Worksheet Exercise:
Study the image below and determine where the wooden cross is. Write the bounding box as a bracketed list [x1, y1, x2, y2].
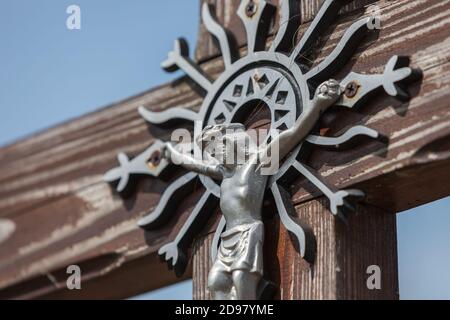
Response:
[0, 0, 449, 299]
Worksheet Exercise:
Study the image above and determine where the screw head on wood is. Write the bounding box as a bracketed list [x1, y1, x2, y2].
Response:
[149, 150, 161, 167]
[245, 0, 258, 17]
[344, 81, 359, 98]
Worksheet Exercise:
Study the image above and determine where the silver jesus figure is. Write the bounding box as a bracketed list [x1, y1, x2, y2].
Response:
[162, 79, 342, 300]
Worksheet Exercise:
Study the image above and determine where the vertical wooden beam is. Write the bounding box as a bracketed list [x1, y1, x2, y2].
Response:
[192, 198, 398, 300]
[192, 233, 214, 300]
[272, 198, 398, 299]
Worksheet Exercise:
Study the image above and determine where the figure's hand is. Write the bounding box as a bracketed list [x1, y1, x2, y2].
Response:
[313, 79, 343, 112]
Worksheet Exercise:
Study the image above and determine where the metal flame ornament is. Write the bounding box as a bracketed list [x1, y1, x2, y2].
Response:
[104, 0, 419, 300]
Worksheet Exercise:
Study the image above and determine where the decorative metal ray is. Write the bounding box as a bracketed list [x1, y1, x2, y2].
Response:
[104, 0, 420, 283]
[104, 140, 169, 192]
[337, 55, 419, 107]
[305, 16, 374, 84]
[271, 182, 312, 259]
[237, 0, 275, 53]
[202, 3, 238, 69]
[291, 160, 365, 216]
[158, 190, 219, 276]
[290, 0, 343, 61]
[137, 172, 199, 229]
[138, 105, 199, 124]
[269, 0, 300, 53]
[161, 38, 213, 92]
[305, 125, 379, 146]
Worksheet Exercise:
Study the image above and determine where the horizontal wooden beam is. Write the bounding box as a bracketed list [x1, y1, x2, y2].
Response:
[0, 0, 449, 299]
[0, 252, 191, 300]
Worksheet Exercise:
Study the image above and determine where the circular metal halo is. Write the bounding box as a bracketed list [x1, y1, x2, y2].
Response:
[196, 53, 309, 196]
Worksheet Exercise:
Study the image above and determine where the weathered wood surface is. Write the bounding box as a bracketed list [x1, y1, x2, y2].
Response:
[193, 199, 398, 300]
[196, 0, 378, 62]
[0, 0, 449, 299]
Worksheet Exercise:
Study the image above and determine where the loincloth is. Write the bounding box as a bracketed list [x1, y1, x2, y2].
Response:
[212, 221, 264, 275]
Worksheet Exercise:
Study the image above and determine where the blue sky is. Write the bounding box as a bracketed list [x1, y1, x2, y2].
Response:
[0, 0, 194, 145]
[0, 1, 448, 300]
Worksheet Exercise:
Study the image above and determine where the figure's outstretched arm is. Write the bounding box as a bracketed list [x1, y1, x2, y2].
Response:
[261, 79, 342, 162]
[165, 142, 223, 180]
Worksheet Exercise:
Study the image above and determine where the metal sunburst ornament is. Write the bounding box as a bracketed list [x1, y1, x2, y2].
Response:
[104, 0, 419, 299]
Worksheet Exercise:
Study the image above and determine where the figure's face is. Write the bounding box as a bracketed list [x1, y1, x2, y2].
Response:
[200, 123, 249, 167]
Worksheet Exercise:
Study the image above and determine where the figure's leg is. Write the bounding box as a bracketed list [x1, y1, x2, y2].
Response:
[208, 269, 233, 300]
[232, 270, 261, 300]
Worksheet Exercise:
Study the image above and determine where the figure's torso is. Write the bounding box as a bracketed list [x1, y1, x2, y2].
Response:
[219, 158, 268, 230]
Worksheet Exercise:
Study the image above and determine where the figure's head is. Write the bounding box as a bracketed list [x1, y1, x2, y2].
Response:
[196, 123, 249, 166]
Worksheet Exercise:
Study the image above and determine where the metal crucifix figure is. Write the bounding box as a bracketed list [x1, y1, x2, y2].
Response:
[162, 79, 343, 299]
[104, 0, 420, 300]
